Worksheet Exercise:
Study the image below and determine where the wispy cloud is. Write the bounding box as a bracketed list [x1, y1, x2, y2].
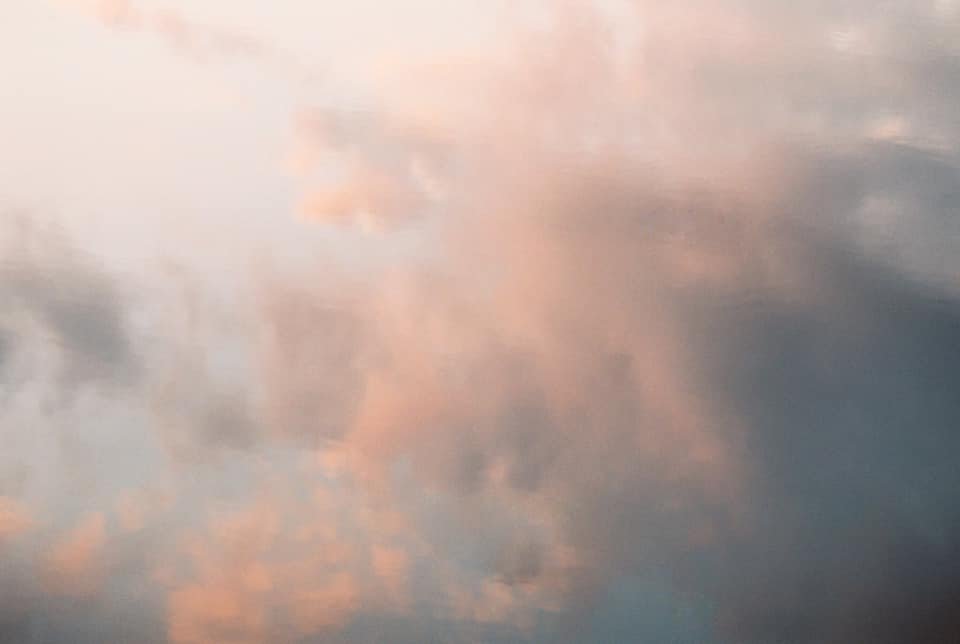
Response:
[55, 0, 316, 79]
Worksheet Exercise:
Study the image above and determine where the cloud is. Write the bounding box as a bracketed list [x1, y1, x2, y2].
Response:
[56, 0, 313, 78]
[0, 498, 32, 542]
[0, 211, 139, 396]
[41, 513, 108, 598]
[292, 107, 451, 232]
[696, 214, 960, 643]
[162, 490, 382, 643]
[247, 2, 960, 641]
[7, 0, 960, 641]
[370, 545, 410, 609]
[254, 280, 363, 444]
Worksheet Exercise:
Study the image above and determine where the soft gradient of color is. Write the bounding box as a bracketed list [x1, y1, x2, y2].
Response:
[2, 1, 960, 642]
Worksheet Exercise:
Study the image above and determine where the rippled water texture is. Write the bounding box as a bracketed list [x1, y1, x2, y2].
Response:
[1, 1, 959, 642]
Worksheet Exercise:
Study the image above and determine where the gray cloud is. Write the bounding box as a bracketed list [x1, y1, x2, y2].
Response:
[0, 211, 139, 395]
[697, 191, 960, 643]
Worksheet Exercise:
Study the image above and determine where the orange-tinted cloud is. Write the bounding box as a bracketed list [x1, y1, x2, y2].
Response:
[243, 3, 960, 640]
[370, 545, 410, 610]
[0, 497, 32, 542]
[164, 496, 362, 643]
[41, 513, 107, 597]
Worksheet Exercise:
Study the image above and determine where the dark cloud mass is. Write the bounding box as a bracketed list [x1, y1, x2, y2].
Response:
[701, 231, 960, 643]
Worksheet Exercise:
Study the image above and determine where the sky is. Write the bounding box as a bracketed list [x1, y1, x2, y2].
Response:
[1, 0, 960, 642]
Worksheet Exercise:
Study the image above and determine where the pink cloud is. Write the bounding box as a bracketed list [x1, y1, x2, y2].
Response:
[0, 497, 32, 542]
[41, 513, 107, 597]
